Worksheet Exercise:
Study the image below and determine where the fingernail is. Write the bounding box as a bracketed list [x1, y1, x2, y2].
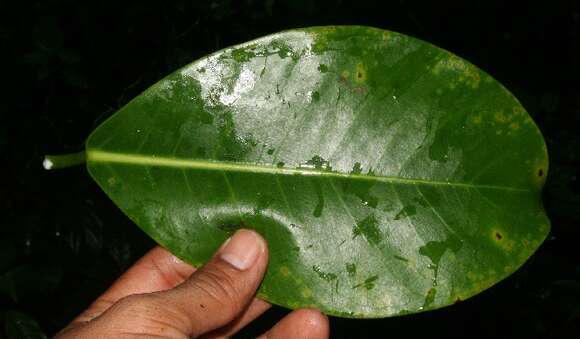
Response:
[220, 230, 263, 270]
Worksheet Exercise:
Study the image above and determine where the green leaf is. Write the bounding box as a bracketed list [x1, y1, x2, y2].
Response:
[85, 26, 549, 318]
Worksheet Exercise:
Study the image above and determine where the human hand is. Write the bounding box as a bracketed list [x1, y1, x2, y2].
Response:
[56, 229, 329, 338]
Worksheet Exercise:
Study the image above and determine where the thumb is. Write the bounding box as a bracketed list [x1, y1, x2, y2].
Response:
[88, 229, 268, 338]
[163, 229, 269, 336]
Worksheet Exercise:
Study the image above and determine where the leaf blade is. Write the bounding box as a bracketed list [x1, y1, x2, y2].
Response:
[86, 26, 549, 318]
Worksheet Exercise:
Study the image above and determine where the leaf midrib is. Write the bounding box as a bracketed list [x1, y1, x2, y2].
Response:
[87, 149, 530, 192]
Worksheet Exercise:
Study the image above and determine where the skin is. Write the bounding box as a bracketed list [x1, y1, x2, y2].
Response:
[56, 229, 329, 339]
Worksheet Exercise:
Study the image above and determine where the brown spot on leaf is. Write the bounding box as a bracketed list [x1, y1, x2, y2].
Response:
[338, 74, 367, 94]
[354, 63, 367, 83]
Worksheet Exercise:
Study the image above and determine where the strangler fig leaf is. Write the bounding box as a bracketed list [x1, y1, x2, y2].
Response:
[80, 26, 549, 318]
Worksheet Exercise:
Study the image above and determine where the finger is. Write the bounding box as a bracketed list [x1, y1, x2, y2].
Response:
[161, 229, 268, 337]
[89, 229, 269, 338]
[257, 309, 329, 339]
[71, 246, 195, 325]
[201, 297, 271, 339]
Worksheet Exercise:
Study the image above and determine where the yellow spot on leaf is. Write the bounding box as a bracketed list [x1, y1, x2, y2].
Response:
[354, 62, 367, 83]
[535, 164, 547, 186]
[107, 177, 117, 186]
[447, 252, 457, 262]
[492, 229, 504, 241]
[467, 271, 478, 281]
[301, 288, 312, 298]
[467, 71, 481, 89]
[471, 115, 482, 124]
[509, 122, 520, 130]
[279, 266, 290, 277]
[495, 111, 507, 123]
[533, 153, 549, 186]
[522, 239, 530, 248]
[432, 55, 481, 88]
[512, 106, 525, 116]
[293, 276, 304, 286]
[492, 228, 515, 251]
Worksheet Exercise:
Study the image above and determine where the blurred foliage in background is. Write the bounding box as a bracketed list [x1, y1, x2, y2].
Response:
[1, 0, 579, 338]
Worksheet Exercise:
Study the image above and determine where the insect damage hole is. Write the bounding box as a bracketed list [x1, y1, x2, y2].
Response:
[538, 168, 544, 177]
[495, 232, 503, 240]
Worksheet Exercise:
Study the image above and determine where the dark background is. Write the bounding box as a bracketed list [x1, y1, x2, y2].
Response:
[2, 0, 579, 338]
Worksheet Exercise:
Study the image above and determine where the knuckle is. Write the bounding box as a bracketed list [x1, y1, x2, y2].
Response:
[192, 264, 244, 316]
[113, 294, 155, 314]
[103, 294, 190, 337]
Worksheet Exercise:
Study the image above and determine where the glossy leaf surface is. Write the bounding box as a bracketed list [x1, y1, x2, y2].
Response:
[86, 26, 549, 318]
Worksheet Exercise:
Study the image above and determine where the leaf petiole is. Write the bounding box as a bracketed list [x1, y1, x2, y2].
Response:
[43, 151, 86, 170]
